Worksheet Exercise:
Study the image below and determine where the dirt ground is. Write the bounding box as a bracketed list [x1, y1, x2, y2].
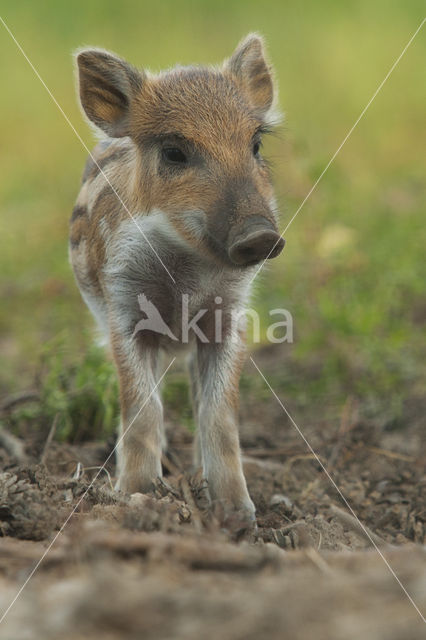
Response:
[0, 348, 425, 639]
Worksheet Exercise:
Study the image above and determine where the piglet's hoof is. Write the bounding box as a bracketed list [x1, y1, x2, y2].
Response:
[114, 475, 158, 495]
[213, 501, 258, 541]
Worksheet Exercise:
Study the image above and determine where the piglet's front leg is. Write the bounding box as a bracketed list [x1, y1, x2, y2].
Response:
[111, 332, 164, 494]
[195, 334, 255, 525]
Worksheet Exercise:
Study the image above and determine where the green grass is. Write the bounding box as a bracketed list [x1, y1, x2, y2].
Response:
[6, 339, 119, 442]
[0, 0, 425, 435]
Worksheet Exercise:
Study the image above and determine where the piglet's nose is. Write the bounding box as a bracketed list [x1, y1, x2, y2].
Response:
[228, 226, 285, 266]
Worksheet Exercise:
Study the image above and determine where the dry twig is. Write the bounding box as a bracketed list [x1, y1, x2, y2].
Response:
[365, 446, 415, 462]
[0, 390, 40, 413]
[0, 428, 27, 462]
[330, 505, 389, 548]
[40, 414, 59, 464]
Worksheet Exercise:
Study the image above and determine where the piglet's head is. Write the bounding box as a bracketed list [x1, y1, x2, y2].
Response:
[76, 34, 285, 267]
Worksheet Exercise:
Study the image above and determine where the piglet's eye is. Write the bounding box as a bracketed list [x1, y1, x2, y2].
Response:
[163, 147, 187, 164]
[253, 141, 261, 158]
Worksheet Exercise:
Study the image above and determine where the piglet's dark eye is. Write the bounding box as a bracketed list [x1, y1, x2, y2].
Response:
[163, 147, 187, 164]
[253, 141, 261, 158]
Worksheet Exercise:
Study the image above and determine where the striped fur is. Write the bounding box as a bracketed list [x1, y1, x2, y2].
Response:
[70, 34, 283, 524]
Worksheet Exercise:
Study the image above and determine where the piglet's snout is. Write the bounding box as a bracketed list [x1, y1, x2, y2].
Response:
[228, 217, 285, 266]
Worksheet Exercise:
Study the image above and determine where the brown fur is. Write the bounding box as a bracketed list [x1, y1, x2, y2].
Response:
[70, 34, 283, 523]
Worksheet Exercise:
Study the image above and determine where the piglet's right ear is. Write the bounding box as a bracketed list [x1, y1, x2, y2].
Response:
[75, 48, 144, 137]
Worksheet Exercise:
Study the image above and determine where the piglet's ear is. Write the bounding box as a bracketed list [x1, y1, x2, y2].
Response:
[75, 48, 144, 137]
[226, 33, 274, 117]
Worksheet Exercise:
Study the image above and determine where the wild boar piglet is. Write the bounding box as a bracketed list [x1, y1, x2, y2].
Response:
[70, 34, 285, 525]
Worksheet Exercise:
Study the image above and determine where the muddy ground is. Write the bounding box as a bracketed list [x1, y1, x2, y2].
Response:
[0, 346, 425, 639]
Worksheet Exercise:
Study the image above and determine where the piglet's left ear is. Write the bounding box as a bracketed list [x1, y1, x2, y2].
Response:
[225, 33, 274, 117]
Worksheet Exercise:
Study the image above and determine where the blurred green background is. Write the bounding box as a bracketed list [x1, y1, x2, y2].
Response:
[0, 1, 425, 438]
